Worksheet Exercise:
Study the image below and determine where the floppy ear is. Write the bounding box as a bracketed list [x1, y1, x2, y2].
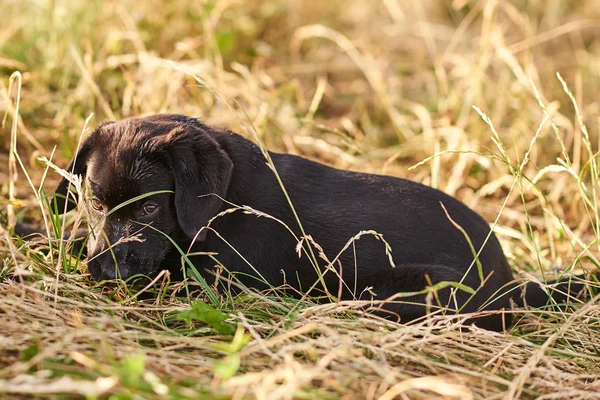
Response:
[52, 138, 94, 214]
[52, 120, 114, 213]
[158, 126, 233, 241]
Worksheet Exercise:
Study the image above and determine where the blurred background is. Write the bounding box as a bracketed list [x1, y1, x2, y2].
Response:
[2, 0, 600, 276]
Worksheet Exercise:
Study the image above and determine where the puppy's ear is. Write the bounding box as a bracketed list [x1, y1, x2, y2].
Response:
[153, 125, 233, 241]
[52, 120, 113, 213]
[52, 132, 100, 214]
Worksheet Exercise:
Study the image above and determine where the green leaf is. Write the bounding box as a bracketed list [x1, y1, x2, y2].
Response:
[119, 352, 146, 386]
[283, 311, 298, 329]
[177, 301, 236, 335]
[427, 280, 476, 295]
[216, 31, 235, 55]
[203, 1, 216, 13]
[213, 326, 251, 353]
[213, 354, 240, 379]
[19, 342, 40, 361]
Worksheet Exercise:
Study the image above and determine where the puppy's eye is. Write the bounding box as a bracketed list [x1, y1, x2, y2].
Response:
[90, 198, 105, 212]
[141, 203, 158, 216]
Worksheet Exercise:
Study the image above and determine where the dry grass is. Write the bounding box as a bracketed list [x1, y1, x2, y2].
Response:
[2, 0, 600, 398]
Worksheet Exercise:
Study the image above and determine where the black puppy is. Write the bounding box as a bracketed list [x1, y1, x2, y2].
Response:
[46, 114, 593, 331]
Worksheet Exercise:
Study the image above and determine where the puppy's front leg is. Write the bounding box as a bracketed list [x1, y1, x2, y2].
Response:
[12, 222, 88, 258]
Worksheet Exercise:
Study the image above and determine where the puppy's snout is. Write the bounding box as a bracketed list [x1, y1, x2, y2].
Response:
[87, 242, 131, 281]
[100, 265, 118, 280]
[94, 261, 131, 281]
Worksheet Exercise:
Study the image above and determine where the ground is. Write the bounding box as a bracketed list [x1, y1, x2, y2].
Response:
[1, 1, 600, 399]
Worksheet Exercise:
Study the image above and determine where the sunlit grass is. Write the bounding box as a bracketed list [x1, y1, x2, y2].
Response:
[2, 1, 600, 399]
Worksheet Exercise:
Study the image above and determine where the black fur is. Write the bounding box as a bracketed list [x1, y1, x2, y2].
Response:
[25, 114, 596, 331]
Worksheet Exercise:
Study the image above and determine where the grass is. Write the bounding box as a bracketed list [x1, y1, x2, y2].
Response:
[2, 0, 600, 398]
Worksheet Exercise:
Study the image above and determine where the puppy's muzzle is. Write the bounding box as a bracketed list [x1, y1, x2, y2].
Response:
[87, 243, 132, 281]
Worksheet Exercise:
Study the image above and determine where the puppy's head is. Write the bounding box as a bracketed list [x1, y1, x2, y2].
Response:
[53, 115, 233, 281]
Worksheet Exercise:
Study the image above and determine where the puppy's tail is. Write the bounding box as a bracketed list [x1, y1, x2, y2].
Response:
[512, 271, 599, 309]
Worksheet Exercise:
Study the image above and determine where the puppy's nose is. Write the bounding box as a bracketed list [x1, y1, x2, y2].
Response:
[101, 265, 134, 280]
[100, 266, 119, 280]
[88, 262, 103, 281]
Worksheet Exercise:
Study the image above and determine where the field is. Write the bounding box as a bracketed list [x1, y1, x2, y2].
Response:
[2, 0, 600, 399]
